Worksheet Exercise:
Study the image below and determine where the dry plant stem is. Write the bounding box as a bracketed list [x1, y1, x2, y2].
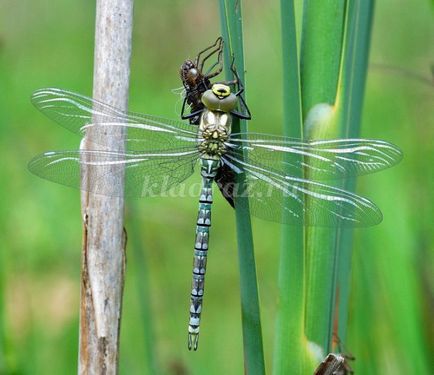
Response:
[79, 0, 133, 374]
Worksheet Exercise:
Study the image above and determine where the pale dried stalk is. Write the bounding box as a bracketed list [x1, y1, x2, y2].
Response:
[79, 0, 133, 374]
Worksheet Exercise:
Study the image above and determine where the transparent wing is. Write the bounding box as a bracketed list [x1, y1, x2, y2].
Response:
[32, 88, 199, 151]
[28, 148, 199, 198]
[227, 133, 402, 180]
[222, 153, 382, 227]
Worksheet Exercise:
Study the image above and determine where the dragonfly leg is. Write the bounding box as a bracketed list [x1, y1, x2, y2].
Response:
[197, 37, 223, 72]
[204, 45, 223, 78]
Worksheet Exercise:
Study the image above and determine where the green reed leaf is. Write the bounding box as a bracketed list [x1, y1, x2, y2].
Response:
[219, 1, 266, 374]
[273, 0, 309, 374]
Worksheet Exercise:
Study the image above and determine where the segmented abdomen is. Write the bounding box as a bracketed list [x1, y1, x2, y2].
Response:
[188, 158, 219, 350]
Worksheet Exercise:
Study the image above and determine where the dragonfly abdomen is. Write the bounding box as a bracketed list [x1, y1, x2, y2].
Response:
[188, 158, 219, 350]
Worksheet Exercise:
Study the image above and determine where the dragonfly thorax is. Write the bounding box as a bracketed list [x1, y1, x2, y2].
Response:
[198, 108, 231, 159]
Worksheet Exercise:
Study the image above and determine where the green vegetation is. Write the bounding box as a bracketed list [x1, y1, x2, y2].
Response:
[273, 1, 305, 374]
[219, 1, 266, 374]
[0, 0, 432, 374]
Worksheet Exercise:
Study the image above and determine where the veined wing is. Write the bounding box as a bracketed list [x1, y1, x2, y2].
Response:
[222, 153, 382, 227]
[226, 133, 402, 180]
[32, 88, 199, 151]
[28, 147, 199, 198]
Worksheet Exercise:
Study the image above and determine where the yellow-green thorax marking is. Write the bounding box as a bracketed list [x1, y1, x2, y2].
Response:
[198, 83, 237, 159]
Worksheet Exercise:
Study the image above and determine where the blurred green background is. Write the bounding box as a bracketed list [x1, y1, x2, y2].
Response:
[0, 0, 432, 374]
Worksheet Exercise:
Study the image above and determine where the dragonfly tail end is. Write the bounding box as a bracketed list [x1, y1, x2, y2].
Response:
[188, 332, 199, 351]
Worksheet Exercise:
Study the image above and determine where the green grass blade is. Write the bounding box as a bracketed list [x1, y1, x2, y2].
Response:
[272, 1, 307, 374]
[333, 0, 375, 345]
[0, 247, 6, 373]
[300, 1, 346, 118]
[126, 205, 158, 375]
[351, 182, 432, 374]
[302, 0, 377, 362]
[340, 2, 431, 372]
[300, 0, 347, 355]
[219, 1, 265, 374]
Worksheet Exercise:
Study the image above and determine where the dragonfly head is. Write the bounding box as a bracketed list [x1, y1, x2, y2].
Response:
[201, 83, 237, 113]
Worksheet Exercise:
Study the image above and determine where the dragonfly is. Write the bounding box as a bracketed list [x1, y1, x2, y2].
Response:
[28, 78, 401, 350]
